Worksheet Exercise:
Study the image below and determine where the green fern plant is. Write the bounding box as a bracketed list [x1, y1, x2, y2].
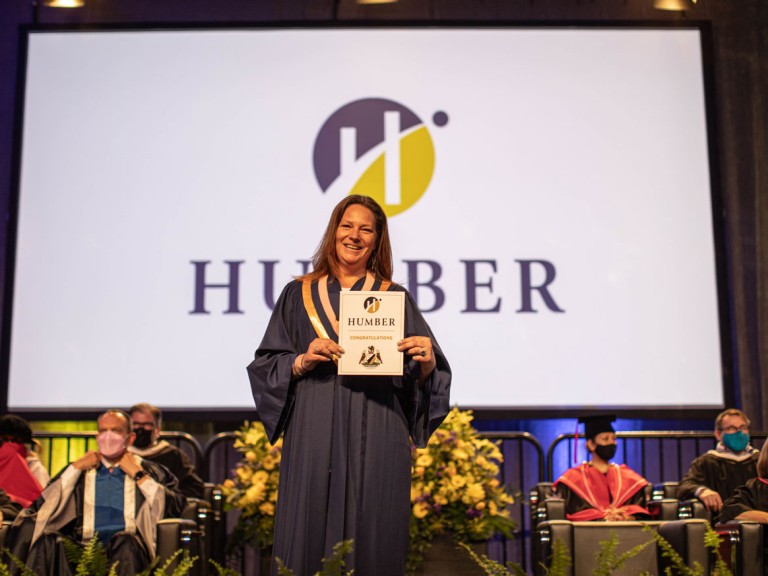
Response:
[35, 535, 197, 576]
[642, 526, 704, 576]
[643, 523, 733, 576]
[275, 539, 354, 576]
[547, 537, 573, 576]
[592, 529, 654, 576]
[61, 534, 116, 576]
[0, 550, 37, 576]
[703, 525, 733, 576]
[209, 558, 241, 576]
[457, 537, 570, 576]
[132, 549, 199, 576]
[457, 541, 527, 576]
[315, 539, 354, 576]
[146, 550, 197, 576]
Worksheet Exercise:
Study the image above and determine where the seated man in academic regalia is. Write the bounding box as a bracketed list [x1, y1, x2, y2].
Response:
[677, 408, 758, 520]
[11, 409, 187, 575]
[554, 415, 650, 521]
[128, 403, 205, 499]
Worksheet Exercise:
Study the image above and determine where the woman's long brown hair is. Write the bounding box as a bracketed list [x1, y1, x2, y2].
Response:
[297, 195, 393, 282]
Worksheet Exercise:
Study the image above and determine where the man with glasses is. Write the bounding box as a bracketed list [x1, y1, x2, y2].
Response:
[678, 408, 759, 517]
[128, 403, 205, 499]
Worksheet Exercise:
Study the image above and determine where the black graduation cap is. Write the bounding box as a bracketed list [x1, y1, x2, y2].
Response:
[578, 414, 616, 441]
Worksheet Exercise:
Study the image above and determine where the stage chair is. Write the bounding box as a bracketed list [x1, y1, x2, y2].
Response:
[650, 481, 711, 523]
[530, 482, 564, 527]
[534, 519, 710, 576]
[678, 499, 712, 522]
[646, 497, 682, 521]
[652, 481, 680, 500]
[182, 497, 214, 575]
[715, 520, 765, 576]
[204, 482, 226, 567]
[156, 518, 204, 576]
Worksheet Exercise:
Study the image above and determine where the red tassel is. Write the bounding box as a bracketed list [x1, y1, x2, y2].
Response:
[574, 423, 579, 465]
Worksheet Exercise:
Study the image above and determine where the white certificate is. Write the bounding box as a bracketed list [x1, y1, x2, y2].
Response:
[338, 291, 405, 376]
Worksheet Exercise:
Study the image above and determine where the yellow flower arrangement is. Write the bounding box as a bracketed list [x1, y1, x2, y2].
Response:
[220, 420, 282, 551]
[407, 407, 517, 574]
[221, 410, 514, 570]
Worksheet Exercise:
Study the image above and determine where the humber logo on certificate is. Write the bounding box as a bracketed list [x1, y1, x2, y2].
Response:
[338, 291, 405, 376]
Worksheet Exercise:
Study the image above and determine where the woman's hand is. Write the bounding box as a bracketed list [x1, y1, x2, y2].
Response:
[398, 336, 437, 382]
[302, 338, 345, 371]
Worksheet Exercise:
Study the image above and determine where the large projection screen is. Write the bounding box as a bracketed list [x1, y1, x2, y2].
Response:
[5, 26, 725, 412]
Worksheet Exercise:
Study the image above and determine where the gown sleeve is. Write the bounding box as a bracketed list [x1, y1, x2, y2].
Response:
[400, 289, 452, 447]
[719, 478, 765, 523]
[142, 460, 188, 519]
[554, 482, 600, 520]
[0, 488, 22, 520]
[247, 282, 305, 444]
[677, 455, 708, 501]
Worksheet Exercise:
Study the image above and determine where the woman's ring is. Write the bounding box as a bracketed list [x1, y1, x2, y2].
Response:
[420, 350, 427, 357]
[314, 346, 320, 353]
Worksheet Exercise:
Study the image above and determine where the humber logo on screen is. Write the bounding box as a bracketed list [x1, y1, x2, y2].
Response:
[312, 98, 449, 217]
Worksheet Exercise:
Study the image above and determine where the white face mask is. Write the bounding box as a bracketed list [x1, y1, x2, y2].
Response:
[97, 430, 127, 459]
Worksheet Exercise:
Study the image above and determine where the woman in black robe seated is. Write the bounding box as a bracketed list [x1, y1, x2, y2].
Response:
[720, 439, 768, 524]
[247, 195, 451, 576]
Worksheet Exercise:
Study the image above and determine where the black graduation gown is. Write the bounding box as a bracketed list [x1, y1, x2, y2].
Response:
[131, 442, 206, 499]
[677, 449, 758, 510]
[0, 487, 22, 521]
[719, 477, 768, 523]
[247, 277, 451, 576]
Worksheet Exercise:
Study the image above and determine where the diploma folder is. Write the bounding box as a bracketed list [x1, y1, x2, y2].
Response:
[338, 290, 405, 376]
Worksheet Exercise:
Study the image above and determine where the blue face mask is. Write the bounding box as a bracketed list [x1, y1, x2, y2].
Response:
[722, 430, 750, 453]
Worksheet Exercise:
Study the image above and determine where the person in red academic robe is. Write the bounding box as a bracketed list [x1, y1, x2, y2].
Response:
[0, 442, 42, 508]
[554, 415, 650, 521]
[0, 414, 47, 507]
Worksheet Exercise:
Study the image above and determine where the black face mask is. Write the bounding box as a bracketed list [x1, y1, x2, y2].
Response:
[132, 428, 154, 449]
[594, 443, 617, 461]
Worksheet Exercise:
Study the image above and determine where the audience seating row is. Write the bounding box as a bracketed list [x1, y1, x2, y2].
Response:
[22, 429, 768, 575]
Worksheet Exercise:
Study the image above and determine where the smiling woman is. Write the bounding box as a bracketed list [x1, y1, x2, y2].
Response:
[334, 204, 377, 284]
[246, 194, 452, 576]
